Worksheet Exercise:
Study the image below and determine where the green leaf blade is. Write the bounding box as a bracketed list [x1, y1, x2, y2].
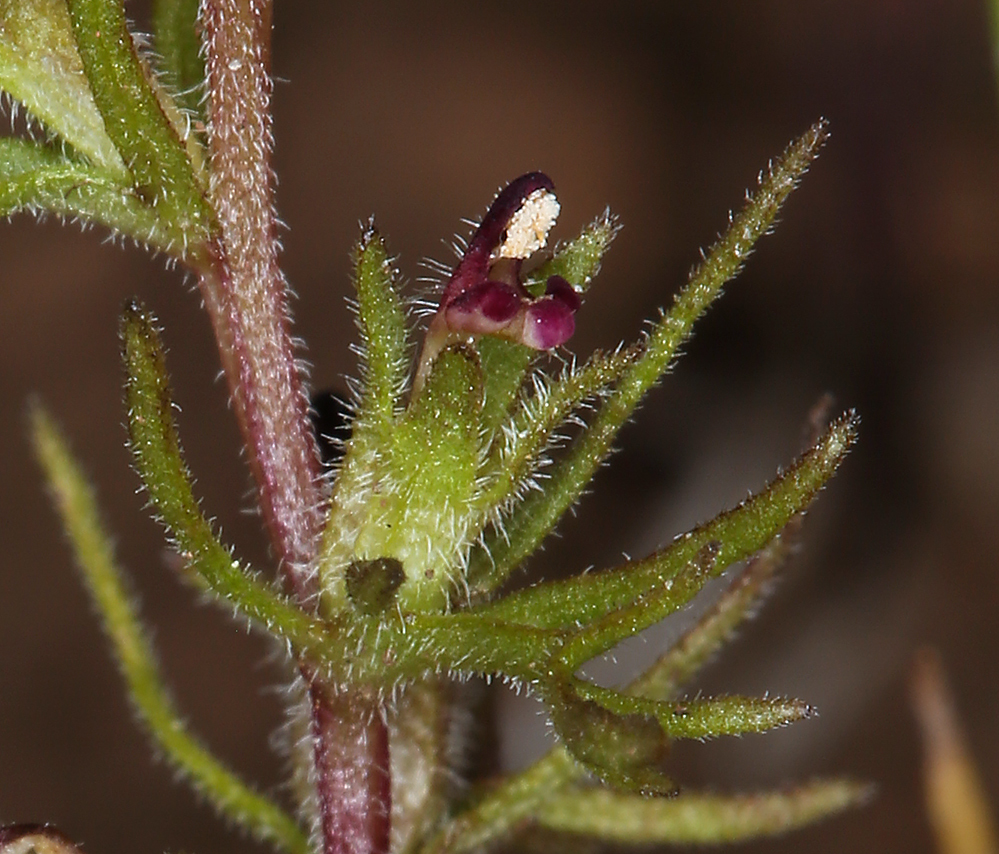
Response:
[0, 0, 127, 177]
[533, 779, 874, 845]
[472, 344, 640, 535]
[120, 301, 328, 648]
[628, 531, 794, 701]
[575, 683, 812, 741]
[480, 411, 856, 630]
[66, 0, 214, 251]
[0, 137, 188, 251]
[152, 0, 205, 118]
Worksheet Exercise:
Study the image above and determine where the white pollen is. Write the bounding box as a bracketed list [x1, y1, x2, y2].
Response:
[495, 188, 560, 260]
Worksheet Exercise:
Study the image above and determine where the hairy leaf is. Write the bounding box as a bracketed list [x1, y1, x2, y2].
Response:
[152, 0, 205, 118]
[351, 222, 410, 440]
[533, 779, 874, 845]
[0, 137, 188, 251]
[66, 0, 213, 252]
[479, 412, 856, 626]
[0, 0, 126, 176]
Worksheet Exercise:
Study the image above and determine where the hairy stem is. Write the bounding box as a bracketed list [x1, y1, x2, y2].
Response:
[200, 0, 321, 584]
[309, 681, 392, 854]
[200, 4, 390, 854]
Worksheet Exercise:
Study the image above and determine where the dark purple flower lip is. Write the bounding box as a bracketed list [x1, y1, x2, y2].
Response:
[414, 173, 583, 394]
[442, 173, 581, 340]
[440, 172, 557, 308]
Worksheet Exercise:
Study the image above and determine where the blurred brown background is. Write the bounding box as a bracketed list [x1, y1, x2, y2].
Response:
[3, 1, 999, 852]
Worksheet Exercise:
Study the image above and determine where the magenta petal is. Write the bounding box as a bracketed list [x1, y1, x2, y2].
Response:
[446, 281, 524, 334]
[545, 275, 582, 311]
[521, 297, 577, 349]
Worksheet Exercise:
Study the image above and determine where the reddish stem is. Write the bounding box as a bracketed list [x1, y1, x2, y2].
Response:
[199, 0, 320, 587]
[200, 4, 390, 854]
[310, 682, 392, 854]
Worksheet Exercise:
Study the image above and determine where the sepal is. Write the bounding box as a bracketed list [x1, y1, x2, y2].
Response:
[351, 222, 409, 440]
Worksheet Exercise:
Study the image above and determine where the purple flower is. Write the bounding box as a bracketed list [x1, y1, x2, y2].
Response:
[431, 173, 582, 352]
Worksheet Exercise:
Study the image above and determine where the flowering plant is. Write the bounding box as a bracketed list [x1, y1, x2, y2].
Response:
[1, 2, 868, 853]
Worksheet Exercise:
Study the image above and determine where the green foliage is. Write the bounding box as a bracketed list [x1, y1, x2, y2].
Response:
[0, 0, 211, 255]
[0, 137, 172, 244]
[533, 780, 876, 845]
[466, 122, 831, 598]
[65, 0, 211, 243]
[4, 5, 868, 850]
[0, 0, 127, 176]
[152, 0, 206, 119]
[28, 404, 311, 854]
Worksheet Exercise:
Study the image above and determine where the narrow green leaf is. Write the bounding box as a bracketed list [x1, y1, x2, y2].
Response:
[524, 210, 619, 295]
[120, 306, 566, 686]
[66, 0, 213, 251]
[120, 301, 329, 645]
[574, 682, 812, 740]
[352, 222, 409, 440]
[342, 610, 562, 686]
[533, 779, 874, 845]
[556, 543, 718, 668]
[152, 0, 205, 118]
[0, 0, 127, 177]
[29, 403, 311, 854]
[120, 302, 585, 695]
[0, 137, 188, 251]
[628, 532, 794, 701]
[475, 122, 830, 588]
[478, 535, 715, 634]
[471, 344, 640, 535]
[480, 412, 856, 626]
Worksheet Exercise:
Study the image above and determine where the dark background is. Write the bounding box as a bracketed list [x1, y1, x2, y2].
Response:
[3, 2, 999, 853]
